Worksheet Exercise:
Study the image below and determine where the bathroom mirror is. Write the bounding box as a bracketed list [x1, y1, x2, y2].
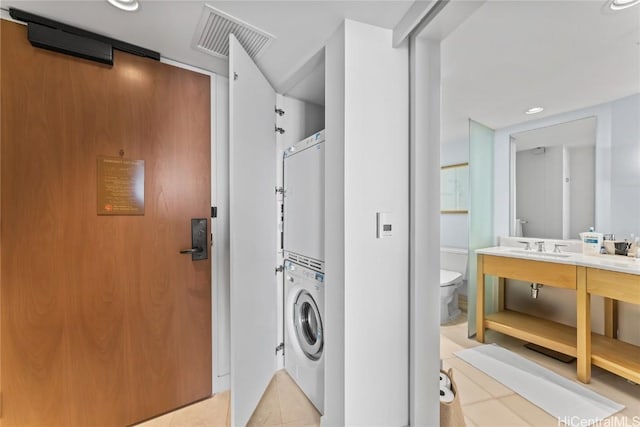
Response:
[441, 163, 469, 213]
[511, 117, 596, 240]
[505, 94, 640, 241]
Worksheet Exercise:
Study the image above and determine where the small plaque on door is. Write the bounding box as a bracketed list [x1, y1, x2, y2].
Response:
[97, 156, 144, 215]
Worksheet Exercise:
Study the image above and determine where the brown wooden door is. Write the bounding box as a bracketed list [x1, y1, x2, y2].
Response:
[1, 20, 211, 426]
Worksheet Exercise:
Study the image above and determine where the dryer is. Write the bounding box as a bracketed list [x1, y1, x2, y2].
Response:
[284, 259, 324, 413]
[283, 130, 325, 266]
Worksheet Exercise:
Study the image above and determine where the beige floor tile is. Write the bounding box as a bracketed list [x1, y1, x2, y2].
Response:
[440, 321, 465, 336]
[283, 420, 321, 427]
[462, 399, 530, 427]
[207, 391, 231, 427]
[135, 413, 173, 427]
[445, 357, 514, 398]
[441, 335, 467, 359]
[442, 314, 468, 328]
[248, 376, 283, 426]
[276, 370, 321, 425]
[169, 395, 229, 427]
[133, 391, 230, 427]
[499, 394, 558, 427]
[442, 327, 483, 351]
[275, 369, 290, 380]
[601, 408, 640, 427]
[442, 366, 493, 406]
[463, 415, 478, 427]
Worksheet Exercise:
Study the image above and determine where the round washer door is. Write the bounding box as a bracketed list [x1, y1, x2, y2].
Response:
[294, 290, 323, 361]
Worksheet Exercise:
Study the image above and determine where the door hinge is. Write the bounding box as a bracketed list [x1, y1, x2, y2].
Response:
[275, 126, 285, 135]
[275, 265, 284, 274]
[233, 72, 238, 81]
[275, 107, 285, 116]
[275, 342, 284, 355]
[275, 186, 285, 195]
[211, 206, 217, 218]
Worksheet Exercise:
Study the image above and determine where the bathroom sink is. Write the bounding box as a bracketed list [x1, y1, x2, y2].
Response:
[508, 249, 572, 258]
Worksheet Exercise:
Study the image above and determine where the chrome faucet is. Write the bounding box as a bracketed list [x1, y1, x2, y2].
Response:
[535, 241, 545, 252]
[518, 241, 532, 251]
[554, 243, 568, 253]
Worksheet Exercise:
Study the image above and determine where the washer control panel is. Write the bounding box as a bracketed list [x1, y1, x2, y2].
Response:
[284, 259, 324, 285]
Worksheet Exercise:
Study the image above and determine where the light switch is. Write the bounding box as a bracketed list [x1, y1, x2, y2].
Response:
[376, 212, 393, 238]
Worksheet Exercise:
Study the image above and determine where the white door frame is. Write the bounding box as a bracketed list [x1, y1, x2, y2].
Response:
[402, 2, 485, 425]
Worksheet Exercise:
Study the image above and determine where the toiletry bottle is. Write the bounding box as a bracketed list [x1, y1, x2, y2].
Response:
[595, 228, 607, 254]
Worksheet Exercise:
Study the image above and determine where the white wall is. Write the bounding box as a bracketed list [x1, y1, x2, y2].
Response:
[276, 95, 325, 147]
[441, 138, 468, 167]
[441, 138, 469, 249]
[325, 20, 409, 426]
[305, 103, 326, 136]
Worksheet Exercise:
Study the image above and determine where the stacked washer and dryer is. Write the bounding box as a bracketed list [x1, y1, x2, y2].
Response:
[282, 130, 325, 414]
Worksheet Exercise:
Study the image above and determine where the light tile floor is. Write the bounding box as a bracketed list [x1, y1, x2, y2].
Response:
[137, 316, 639, 426]
[441, 315, 640, 427]
[135, 370, 319, 427]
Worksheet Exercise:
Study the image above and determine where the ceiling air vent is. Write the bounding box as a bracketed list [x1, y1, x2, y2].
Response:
[192, 5, 275, 60]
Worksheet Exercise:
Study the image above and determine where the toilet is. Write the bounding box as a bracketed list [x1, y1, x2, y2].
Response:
[440, 269, 463, 324]
[440, 248, 467, 325]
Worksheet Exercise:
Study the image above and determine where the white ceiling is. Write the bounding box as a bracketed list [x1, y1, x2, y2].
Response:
[1, 0, 413, 101]
[3, 1, 638, 133]
[441, 0, 640, 145]
[512, 117, 597, 152]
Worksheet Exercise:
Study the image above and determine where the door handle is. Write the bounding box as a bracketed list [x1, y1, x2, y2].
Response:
[180, 247, 203, 254]
[181, 218, 208, 261]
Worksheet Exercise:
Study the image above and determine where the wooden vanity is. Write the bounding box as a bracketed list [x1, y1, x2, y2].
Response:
[476, 248, 640, 384]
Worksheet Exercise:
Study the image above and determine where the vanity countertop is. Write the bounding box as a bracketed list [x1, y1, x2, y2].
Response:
[476, 246, 640, 276]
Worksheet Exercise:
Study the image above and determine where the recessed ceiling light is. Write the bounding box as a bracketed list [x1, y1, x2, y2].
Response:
[107, 0, 139, 12]
[606, 0, 640, 10]
[524, 106, 544, 115]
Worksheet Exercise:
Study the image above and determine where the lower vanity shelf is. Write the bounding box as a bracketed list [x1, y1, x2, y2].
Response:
[592, 334, 640, 384]
[484, 310, 640, 384]
[484, 310, 577, 357]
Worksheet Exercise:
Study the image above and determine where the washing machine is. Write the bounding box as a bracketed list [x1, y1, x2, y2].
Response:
[284, 259, 324, 413]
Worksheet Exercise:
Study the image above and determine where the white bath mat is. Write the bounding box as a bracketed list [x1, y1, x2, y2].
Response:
[455, 344, 625, 427]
